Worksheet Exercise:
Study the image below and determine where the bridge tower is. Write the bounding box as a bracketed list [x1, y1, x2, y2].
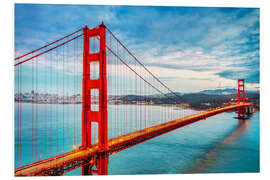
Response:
[82, 23, 108, 175]
[237, 79, 246, 119]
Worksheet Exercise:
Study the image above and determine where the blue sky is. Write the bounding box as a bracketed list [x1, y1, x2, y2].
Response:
[15, 4, 260, 93]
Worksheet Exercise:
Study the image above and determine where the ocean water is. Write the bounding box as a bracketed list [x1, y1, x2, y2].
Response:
[15, 103, 259, 175]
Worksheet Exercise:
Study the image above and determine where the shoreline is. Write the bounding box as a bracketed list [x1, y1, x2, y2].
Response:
[14, 102, 260, 113]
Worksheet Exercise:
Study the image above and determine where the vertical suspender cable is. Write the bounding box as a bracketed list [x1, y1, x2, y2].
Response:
[76, 37, 79, 146]
[62, 44, 65, 152]
[67, 42, 69, 151]
[73, 36, 76, 147]
[50, 50, 52, 156]
[116, 44, 118, 137]
[31, 54, 34, 162]
[20, 62, 23, 167]
[45, 50, 47, 159]
[135, 61, 137, 131]
[56, 47, 59, 154]
[36, 56, 38, 161]
[17, 64, 19, 167]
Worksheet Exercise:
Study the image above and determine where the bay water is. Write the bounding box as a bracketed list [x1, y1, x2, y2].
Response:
[15, 103, 259, 175]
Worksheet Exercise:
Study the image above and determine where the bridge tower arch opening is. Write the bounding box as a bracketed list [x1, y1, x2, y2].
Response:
[82, 23, 108, 175]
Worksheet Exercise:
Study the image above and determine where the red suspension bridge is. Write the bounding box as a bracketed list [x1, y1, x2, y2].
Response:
[14, 23, 252, 176]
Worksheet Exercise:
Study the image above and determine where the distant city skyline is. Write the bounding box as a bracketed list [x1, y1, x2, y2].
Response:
[15, 4, 259, 93]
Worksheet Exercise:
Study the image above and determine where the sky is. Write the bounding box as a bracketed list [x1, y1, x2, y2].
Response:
[14, 4, 260, 93]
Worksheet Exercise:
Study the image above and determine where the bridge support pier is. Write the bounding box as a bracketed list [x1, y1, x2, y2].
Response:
[237, 107, 246, 119]
[81, 152, 108, 175]
[82, 23, 108, 175]
[82, 164, 91, 175]
[98, 152, 109, 175]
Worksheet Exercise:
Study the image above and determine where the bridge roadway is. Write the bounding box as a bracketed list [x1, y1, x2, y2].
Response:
[15, 102, 252, 176]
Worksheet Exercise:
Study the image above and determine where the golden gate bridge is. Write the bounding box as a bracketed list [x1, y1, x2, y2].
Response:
[14, 23, 252, 176]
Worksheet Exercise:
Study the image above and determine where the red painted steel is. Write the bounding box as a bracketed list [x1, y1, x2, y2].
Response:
[238, 79, 245, 104]
[81, 23, 108, 175]
[237, 79, 246, 118]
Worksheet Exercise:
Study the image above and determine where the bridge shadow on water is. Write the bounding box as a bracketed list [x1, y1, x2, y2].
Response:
[183, 116, 252, 174]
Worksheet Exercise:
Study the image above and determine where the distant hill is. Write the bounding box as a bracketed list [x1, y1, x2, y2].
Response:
[165, 92, 182, 97]
[197, 88, 259, 95]
[109, 88, 259, 110]
[198, 88, 236, 95]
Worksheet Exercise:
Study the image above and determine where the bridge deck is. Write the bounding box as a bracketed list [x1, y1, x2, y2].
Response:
[15, 103, 252, 176]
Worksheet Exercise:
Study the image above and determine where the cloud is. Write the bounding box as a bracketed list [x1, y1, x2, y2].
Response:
[15, 5, 260, 92]
[216, 70, 259, 84]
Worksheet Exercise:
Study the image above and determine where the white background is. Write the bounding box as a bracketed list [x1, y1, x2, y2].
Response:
[0, 0, 269, 179]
